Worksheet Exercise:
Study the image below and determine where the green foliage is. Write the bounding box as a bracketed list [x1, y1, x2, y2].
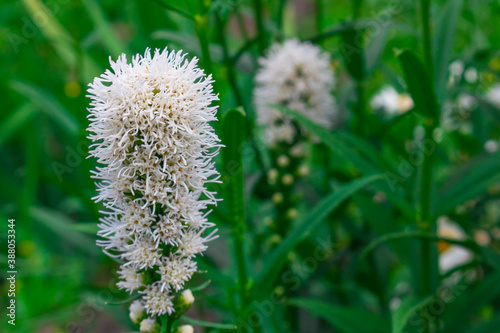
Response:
[3, 0, 500, 332]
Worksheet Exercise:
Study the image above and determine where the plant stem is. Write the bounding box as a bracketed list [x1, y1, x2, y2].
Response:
[421, 0, 433, 77]
[253, 0, 265, 53]
[276, 0, 286, 30]
[418, 1, 437, 331]
[354, 78, 366, 135]
[194, 14, 213, 75]
[316, 0, 322, 34]
[161, 315, 173, 333]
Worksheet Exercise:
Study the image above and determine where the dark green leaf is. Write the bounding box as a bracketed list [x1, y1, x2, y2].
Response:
[181, 316, 236, 330]
[398, 50, 438, 120]
[392, 296, 433, 333]
[290, 298, 390, 333]
[254, 174, 383, 298]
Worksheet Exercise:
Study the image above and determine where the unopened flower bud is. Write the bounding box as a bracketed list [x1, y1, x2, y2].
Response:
[272, 192, 283, 204]
[129, 300, 146, 324]
[298, 165, 309, 176]
[264, 217, 274, 227]
[267, 169, 278, 184]
[277, 155, 290, 167]
[286, 208, 298, 220]
[140, 318, 159, 333]
[282, 174, 294, 186]
[176, 325, 194, 333]
[172, 289, 195, 319]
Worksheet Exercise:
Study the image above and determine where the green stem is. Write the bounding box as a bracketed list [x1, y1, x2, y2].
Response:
[194, 14, 213, 75]
[354, 79, 366, 135]
[253, 0, 265, 53]
[161, 315, 173, 333]
[276, 0, 286, 30]
[234, 230, 248, 308]
[316, 0, 322, 34]
[421, 0, 433, 78]
[418, 4, 437, 332]
[153, 0, 195, 21]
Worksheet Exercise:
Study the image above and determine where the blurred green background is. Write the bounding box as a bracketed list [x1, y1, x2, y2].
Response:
[3, 0, 500, 332]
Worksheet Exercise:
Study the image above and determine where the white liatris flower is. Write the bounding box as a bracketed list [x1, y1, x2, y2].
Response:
[87, 47, 221, 320]
[254, 39, 335, 146]
[437, 217, 473, 273]
[370, 86, 414, 116]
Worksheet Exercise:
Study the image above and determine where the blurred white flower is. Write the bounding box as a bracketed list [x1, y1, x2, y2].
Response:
[484, 139, 499, 153]
[457, 93, 475, 111]
[464, 68, 478, 83]
[437, 217, 473, 273]
[370, 86, 414, 116]
[487, 83, 500, 107]
[176, 325, 194, 333]
[87, 47, 221, 318]
[254, 39, 336, 145]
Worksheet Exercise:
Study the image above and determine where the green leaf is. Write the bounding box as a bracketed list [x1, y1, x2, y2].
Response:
[81, 0, 128, 57]
[10, 80, 80, 137]
[392, 296, 433, 333]
[340, 26, 365, 80]
[397, 50, 438, 120]
[180, 316, 236, 330]
[289, 298, 390, 333]
[221, 107, 247, 225]
[365, 25, 388, 74]
[278, 106, 376, 174]
[72, 222, 99, 234]
[280, 106, 415, 218]
[30, 206, 98, 255]
[0, 103, 37, 150]
[432, 0, 463, 103]
[441, 272, 500, 333]
[433, 151, 500, 216]
[254, 174, 383, 298]
[21, 0, 77, 68]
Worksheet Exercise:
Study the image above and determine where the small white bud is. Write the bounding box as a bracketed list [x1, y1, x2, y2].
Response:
[277, 155, 290, 167]
[176, 325, 194, 333]
[282, 174, 294, 186]
[272, 192, 283, 204]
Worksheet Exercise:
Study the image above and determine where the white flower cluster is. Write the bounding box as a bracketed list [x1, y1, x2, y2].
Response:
[254, 39, 336, 146]
[87, 48, 220, 319]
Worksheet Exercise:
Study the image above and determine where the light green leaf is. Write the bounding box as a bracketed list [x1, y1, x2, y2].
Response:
[72, 222, 99, 234]
[81, 0, 128, 57]
[432, 0, 463, 103]
[31, 206, 98, 254]
[10, 80, 80, 136]
[181, 316, 236, 330]
[0, 103, 37, 149]
[290, 298, 390, 333]
[365, 25, 389, 74]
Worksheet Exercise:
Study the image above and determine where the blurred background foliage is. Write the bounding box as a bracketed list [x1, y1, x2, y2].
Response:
[3, 0, 500, 332]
